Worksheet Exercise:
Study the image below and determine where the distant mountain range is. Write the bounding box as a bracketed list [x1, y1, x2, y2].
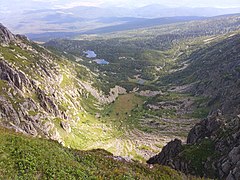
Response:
[24, 5, 240, 19]
[0, 4, 239, 40]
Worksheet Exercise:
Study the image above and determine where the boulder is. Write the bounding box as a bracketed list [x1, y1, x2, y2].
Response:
[147, 139, 182, 165]
[60, 121, 71, 133]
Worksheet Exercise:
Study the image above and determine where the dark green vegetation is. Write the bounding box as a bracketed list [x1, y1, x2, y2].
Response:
[0, 128, 188, 179]
[181, 139, 217, 176]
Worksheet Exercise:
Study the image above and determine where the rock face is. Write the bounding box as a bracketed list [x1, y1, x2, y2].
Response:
[60, 121, 71, 133]
[0, 60, 32, 91]
[221, 145, 240, 180]
[187, 112, 222, 144]
[147, 139, 190, 173]
[0, 23, 16, 45]
[214, 116, 240, 179]
[147, 114, 240, 178]
[147, 139, 182, 164]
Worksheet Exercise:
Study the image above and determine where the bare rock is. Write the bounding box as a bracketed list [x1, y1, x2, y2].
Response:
[0, 23, 16, 45]
[60, 121, 71, 133]
[187, 114, 222, 144]
[147, 139, 182, 165]
[51, 129, 63, 145]
[0, 60, 32, 91]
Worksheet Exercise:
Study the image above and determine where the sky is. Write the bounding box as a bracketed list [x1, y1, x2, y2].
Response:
[1, 0, 240, 12]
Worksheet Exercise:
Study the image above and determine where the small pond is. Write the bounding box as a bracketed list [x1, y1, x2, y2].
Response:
[93, 59, 109, 65]
[85, 50, 97, 58]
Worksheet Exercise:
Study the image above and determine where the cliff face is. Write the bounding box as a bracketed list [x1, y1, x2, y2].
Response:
[148, 33, 240, 179]
[0, 24, 75, 142]
[0, 23, 17, 45]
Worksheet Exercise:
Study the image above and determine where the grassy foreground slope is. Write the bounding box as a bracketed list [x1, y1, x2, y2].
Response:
[0, 128, 190, 179]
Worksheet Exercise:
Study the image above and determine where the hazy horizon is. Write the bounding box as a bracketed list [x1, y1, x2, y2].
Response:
[1, 0, 240, 12]
[0, 0, 240, 35]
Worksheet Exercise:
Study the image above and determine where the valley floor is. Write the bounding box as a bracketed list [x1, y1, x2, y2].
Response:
[60, 90, 202, 161]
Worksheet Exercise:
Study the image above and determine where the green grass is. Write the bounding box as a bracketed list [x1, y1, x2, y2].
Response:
[60, 73, 73, 88]
[103, 94, 144, 126]
[28, 111, 39, 116]
[188, 107, 210, 119]
[111, 94, 143, 117]
[0, 127, 189, 179]
[138, 145, 157, 152]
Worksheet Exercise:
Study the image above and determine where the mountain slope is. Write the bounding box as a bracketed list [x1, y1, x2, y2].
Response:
[161, 32, 240, 117]
[0, 23, 132, 153]
[148, 31, 240, 179]
[0, 23, 87, 141]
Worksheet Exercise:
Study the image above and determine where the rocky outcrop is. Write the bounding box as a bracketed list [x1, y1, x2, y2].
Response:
[148, 113, 240, 179]
[147, 139, 190, 173]
[0, 24, 73, 143]
[80, 82, 127, 104]
[0, 23, 16, 45]
[0, 96, 40, 137]
[0, 56, 70, 136]
[213, 116, 240, 179]
[36, 87, 61, 117]
[0, 60, 32, 91]
[137, 90, 162, 97]
[219, 145, 240, 180]
[147, 139, 182, 165]
[187, 112, 223, 144]
[60, 121, 71, 133]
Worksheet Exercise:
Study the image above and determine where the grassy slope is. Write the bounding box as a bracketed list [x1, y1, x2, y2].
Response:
[0, 127, 189, 180]
[103, 94, 144, 126]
